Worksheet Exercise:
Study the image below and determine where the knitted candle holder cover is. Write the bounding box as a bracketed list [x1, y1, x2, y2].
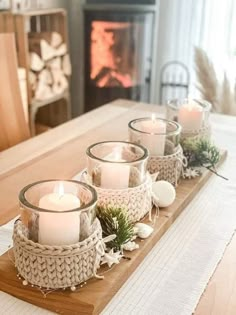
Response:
[181, 124, 211, 142]
[147, 145, 185, 186]
[13, 218, 103, 289]
[83, 173, 153, 223]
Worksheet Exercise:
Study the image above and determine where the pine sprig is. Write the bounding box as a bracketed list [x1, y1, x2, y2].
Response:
[184, 138, 220, 168]
[96, 206, 134, 251]
[181, 138, 228, 180]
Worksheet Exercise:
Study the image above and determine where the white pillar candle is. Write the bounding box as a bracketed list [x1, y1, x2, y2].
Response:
[178, 100, 203, 130]
[38, 183, 81, 245]
[140, 114, 166, 156]
[100, 148, 130, 189]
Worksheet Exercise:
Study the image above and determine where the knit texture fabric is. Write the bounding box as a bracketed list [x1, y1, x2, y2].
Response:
[13, 219, 103, 289]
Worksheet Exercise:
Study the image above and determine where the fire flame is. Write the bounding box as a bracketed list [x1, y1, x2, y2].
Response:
[91, 21, 133, 88]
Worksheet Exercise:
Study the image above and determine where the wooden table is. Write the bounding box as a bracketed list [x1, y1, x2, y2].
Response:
[0, 99, 236, 314]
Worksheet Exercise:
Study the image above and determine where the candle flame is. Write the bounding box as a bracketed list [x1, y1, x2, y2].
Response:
[113, 147, 122, 161]
[151, 113, 156, 122]
[55, 182, 65, 197]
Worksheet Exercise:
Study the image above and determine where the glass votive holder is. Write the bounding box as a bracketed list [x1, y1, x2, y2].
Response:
[128, 117, 181, 157]
[166, 98, 211, 131]
[86, 141, 148, 189]
[19, 180, 97, 245]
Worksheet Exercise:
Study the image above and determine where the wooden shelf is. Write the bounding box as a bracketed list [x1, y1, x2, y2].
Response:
[0, 9, 71, 137]
[31, 90, 70, 109]
[15, 8, 66, 17]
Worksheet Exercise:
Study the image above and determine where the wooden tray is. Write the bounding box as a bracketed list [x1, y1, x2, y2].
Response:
[0, 151, 227, 315]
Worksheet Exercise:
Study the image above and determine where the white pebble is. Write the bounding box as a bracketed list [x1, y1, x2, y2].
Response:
[134, 223, 154, 239]
[123, 241, 139, 251]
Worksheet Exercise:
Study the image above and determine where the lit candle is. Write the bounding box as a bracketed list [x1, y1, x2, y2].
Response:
[100, 147, 130, 189]
[38, 182, 81, 245]
[178, 100, 203, 130]
[140, 114, 166, 156]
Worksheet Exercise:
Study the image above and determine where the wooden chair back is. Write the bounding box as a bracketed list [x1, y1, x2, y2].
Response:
[0, 33, 30, 151]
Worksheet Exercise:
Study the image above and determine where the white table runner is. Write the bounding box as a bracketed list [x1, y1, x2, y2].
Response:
[1, 114, 236, 315]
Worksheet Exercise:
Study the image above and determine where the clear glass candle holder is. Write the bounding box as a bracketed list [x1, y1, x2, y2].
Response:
[86, 141, 148, 189]
[166, 98, 211, 131]
[19, 180, 97, 245]
[128, 117, 181, 157]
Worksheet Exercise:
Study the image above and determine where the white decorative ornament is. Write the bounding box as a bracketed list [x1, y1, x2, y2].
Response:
[183, 168, 201, 179]
[152, 180, 176, 208]
[122, 241, 139, 251]
[134, 223, 154, 239]
[100, 248, 123, 268]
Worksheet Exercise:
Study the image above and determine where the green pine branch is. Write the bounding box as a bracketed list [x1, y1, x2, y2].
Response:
[181, 138, 228, 180]
[96, 206, 134, 251]
[181, 138, 220, 168]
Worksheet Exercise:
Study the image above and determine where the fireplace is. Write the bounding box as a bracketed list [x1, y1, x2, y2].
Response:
[83, 2, 158, 111]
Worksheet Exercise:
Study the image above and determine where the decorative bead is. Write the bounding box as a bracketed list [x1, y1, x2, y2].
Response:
[71, 286, 76, 291]
[22, 280, 28, 286]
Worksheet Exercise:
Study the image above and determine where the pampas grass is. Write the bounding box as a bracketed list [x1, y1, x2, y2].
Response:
[194, 47, 236, 115]
[219, 73, 235, 115]
[194, 47, 219, 112]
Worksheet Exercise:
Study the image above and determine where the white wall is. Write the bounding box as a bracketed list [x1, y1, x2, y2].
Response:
[154, 0, 205, 103]
[154, 0, 235, 103]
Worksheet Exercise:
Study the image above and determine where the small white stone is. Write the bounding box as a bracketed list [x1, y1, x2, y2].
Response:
[122, 241, 139, 251]
[152, 180, 176, 208]
[22, 280, 28, 286]
[71, 286, 76, 291]
[134, 223, 154, 239]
